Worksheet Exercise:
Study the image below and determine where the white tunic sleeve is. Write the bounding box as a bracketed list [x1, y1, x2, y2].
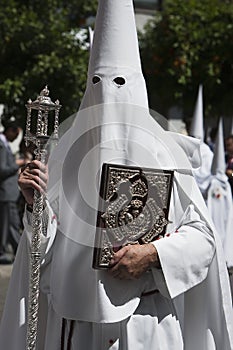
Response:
[152, 203, 215, 299]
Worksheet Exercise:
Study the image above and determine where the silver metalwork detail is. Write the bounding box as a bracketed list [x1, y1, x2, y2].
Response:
[93, 164, 173, 269]
[25, 85, 61, 147]
[25, 86, 61, 350]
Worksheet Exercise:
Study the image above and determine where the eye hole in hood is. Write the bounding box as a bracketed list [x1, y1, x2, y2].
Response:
[92, 75, 101, 84]
[113, 77, 126, 87]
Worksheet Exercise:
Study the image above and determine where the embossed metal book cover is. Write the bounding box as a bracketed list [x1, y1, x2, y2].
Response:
[92, 163, 174, 269]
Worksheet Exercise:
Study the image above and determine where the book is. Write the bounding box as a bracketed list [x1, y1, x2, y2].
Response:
[92, 163, 173, 269]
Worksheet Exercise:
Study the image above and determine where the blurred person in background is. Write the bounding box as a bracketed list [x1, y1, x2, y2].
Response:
[16, 138, 34, 233]
[0, 116, 27, 264]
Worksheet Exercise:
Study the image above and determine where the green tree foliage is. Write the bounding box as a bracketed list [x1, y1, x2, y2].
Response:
[0, 0, 97, 123]
[140, 0, 233, 120]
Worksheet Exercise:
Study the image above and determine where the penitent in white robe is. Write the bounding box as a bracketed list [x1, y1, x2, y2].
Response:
[207, 174, 233, 270]
[207, 173, 233, 301]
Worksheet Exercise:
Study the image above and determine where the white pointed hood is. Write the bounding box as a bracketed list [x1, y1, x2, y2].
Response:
[88, 0, 141, 74]
[211, 118, 226, 176]
[80, 0, 148, 109]
[190, 85, 204, 141]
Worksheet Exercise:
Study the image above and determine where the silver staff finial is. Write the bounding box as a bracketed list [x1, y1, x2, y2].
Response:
[25, 85, 61, 147]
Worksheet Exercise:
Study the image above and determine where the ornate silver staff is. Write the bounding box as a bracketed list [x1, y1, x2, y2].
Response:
[24, 86, 61, 350]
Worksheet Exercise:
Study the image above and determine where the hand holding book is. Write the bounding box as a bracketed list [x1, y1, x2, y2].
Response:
[108, 243, 160, 279]
[93, 163, 173, 269]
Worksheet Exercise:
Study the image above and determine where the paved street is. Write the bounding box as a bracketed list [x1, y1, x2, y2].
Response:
[0, 264, 13, 322]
